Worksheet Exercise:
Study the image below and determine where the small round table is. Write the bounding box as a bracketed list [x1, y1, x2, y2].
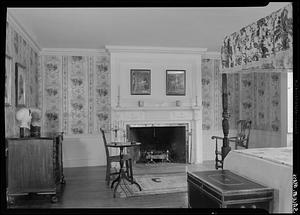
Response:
[107, 141, 142, 198]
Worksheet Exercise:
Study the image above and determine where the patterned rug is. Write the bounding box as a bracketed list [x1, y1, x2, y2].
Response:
[115, 172, 187, 198]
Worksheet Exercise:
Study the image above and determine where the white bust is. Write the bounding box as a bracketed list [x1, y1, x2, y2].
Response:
[16, 108, 32, 129]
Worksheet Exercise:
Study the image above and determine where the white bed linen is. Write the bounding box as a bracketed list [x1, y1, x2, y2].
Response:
[223, 147, 293, 213]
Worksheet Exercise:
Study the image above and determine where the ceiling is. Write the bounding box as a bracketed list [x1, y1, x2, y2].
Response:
[8, 3, 289, 52]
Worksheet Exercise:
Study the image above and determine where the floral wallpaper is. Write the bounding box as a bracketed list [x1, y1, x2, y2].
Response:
[42, 54, 111, 135]
[5, 21, 39, 137]
[202, 59, 214, 130]
[201, 57, 281, 133]
[68, 56, 88, 134]
[214, 60, 222, 131]
[269, 73, 281, 132]
[227, 72, 281, 132]
[256, 73, 270, 130]
[43, 56, 62, 136]
[95, 56, 111, 131]
[227, 73, 240, 129]
[221, 3, 293, 73]
[201, 58, 222, 131]
[240, 73, 254, 121]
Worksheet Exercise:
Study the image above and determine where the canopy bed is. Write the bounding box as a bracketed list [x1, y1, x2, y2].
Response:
[217, 3, 293, 213]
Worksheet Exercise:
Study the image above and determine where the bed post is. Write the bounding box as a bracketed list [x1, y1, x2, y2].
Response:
[221, 73, 231, 165]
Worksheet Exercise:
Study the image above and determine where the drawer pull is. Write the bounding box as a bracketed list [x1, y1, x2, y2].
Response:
[251, 204, 257, 209]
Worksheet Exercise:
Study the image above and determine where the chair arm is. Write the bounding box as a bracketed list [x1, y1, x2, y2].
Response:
[228, 137, 238, 142]
[211, 136, 224, 140]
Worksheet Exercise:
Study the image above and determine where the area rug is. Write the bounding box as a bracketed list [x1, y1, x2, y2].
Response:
[115, 172, 187, 198]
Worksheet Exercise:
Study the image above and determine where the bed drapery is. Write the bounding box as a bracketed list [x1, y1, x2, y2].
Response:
[220, 3, 293, 74]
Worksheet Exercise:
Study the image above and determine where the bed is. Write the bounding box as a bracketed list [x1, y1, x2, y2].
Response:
[223, 147, 293, 213]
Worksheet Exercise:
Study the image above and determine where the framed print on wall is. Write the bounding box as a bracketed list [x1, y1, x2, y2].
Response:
[5, 55, 12, 106]
[130, 69, 151, 95]
[15, 63, 26, 107]
[166, 70, 186, 96]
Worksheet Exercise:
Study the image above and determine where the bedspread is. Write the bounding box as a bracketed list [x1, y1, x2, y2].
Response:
[223, 147, 293, 213]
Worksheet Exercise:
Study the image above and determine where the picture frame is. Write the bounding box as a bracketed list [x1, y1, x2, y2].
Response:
[130, 69, 151, 95]
[15, 62, 26, 107]
[166, 70, 186, 96]
[5, 55, 12, 106]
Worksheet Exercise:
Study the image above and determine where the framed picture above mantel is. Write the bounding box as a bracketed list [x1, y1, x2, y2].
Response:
[166, 70, 186, 96]
[15, 62, 26, 107]
[130, 69, 151, 95]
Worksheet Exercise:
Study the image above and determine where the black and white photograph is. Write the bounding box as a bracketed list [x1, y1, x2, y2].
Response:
[3, 2, 296, 214]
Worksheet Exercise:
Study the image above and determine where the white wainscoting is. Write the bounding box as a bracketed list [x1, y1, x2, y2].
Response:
[202, 129, 283, 162]
[62, 129, 283, 167]
[62, 135, 107, 168]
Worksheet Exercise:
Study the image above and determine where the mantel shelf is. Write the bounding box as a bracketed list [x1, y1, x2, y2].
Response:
[112, 106, 201, 111]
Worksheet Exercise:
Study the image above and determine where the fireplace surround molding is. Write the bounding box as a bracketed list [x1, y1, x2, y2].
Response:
[111, 106, 203, 164]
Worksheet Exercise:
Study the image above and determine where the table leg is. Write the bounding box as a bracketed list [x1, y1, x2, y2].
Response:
[111, 146, 142, 197]
[112, 147, 125, 197]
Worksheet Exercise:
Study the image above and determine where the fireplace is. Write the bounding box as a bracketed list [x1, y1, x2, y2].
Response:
[128, 125, 188, 163]
[111, 106, 203, 164]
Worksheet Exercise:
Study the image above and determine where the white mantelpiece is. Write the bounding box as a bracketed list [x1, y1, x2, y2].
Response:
[106, 46, 205, 163]
[112, 106, 203, 163]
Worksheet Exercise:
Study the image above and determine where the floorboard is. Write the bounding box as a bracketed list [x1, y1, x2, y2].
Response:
[7, 161, 215, 209]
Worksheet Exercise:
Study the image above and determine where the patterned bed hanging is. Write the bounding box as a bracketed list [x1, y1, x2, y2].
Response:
[220, 3, 292, 73]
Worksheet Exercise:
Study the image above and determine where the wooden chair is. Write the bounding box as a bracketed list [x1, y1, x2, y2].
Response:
[229, 120, 252, 150]
[212, 120, 252, 169]
[100, 128, 133, 186]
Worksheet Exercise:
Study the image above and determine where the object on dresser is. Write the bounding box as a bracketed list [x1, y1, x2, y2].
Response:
[15, 108, 32, 138]
[29, 107, 42, 137]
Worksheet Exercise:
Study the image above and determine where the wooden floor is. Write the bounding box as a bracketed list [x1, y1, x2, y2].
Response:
[7, 161, 215, 209]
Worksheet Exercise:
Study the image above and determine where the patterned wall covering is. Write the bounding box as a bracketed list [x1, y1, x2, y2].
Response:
[240, 73, 254, 121]
[43, 56, 62, 136]
[5, 21, 39, 137]
[201, 57, 281, 133]
[227, 73, 240, 128]
[42, 54, 110, 135]
[201, 58, 222, 131]
[256, 73, 270, 130]
[269, 73, 281, 132]
[221, 3, 293, 73]
[230, 72, 281, 132]
[95, 56, 111, 132]
[68, 56, 89, 134]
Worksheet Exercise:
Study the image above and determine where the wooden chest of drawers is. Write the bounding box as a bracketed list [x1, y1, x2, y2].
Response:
[187, 170, 274, 212]
[5, 135, 65, 204]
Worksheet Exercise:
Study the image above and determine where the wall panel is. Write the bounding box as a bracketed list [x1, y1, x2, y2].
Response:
[5, 21, 39, 137]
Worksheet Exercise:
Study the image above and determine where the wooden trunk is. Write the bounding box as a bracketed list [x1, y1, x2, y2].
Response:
[6, 137, 64, 203]
[187, 170, 274, 212]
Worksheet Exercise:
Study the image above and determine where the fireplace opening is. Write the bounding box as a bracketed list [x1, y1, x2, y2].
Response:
[127, 126, 187, 163]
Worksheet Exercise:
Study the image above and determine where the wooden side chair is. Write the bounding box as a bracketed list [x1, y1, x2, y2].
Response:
[230, 120, 252, 150]
[100, 128, 133, 186]
[211, 120, 252, 169]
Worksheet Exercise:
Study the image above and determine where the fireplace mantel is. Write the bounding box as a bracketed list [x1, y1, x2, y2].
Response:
[112, 106, 201, 111]
[112, 105, 203, 164]
[107, 45, 204, 164]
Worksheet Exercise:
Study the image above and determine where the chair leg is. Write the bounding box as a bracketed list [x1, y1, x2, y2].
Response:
[106, 162, 111, 186]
